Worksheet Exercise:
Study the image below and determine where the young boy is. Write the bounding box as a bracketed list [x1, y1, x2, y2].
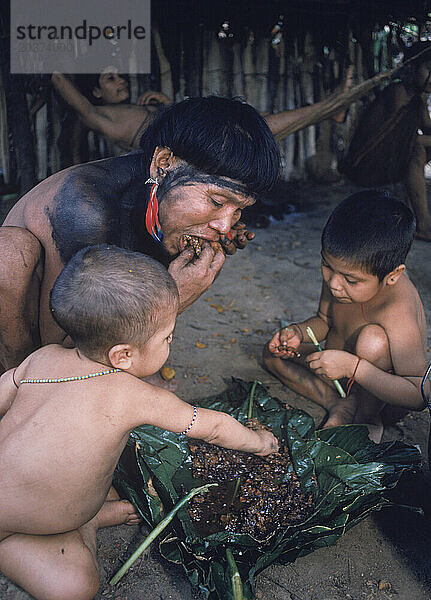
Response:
[264, 190, 428, 442]
[0, 245, 278, 600]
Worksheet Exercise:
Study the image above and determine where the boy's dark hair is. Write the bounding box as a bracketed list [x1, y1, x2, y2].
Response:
[322, 190, 416, 281]
[50, 245, 179, 359]
[139, 96, 280, 197]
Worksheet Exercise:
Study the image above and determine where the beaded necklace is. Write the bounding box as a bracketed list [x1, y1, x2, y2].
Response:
[20, 368, 121, 385]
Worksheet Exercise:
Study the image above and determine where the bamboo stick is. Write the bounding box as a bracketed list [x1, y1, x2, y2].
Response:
[0, 70, 9, 184]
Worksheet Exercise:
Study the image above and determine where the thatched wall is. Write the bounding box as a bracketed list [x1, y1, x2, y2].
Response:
[1, 1, 430, 195]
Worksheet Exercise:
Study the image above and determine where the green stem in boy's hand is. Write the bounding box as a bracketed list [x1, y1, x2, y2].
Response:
[109, 483, 218, 586]
[226, 548, 245, 600]
[305, 326, 323, 351]
[306, 326, 346, 398]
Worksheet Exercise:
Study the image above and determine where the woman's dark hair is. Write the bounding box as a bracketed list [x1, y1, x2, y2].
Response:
[322, 190, 416, 281]
[139, 96, 280, 197]
[50, 245, 179, 360]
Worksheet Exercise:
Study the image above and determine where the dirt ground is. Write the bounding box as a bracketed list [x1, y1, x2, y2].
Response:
[1, 180, 431, 600]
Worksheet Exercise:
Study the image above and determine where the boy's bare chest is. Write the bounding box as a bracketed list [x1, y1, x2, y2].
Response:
[326, 302, 371, 350]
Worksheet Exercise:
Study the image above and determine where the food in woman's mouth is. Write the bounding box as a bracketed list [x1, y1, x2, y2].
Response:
[183, 234, 203, 257]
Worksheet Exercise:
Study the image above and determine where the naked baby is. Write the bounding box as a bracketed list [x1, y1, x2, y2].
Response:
[0, 245, 278, 600]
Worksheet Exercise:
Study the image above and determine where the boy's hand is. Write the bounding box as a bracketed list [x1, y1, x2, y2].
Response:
[306, 350, 358, 380]
[169, 241, 225, 312]
[268, 324, 302, 358]
[253, 429, 279, 456]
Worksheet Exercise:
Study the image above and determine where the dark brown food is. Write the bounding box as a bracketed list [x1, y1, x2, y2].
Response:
[188, 420, 313, 540]
[219, 234, 235, 253]
[275, 346, 301, 358]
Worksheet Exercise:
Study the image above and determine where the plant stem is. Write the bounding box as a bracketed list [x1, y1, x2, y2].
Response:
[231, 381, 258, 509]
[248, 380, 258, 420]
[109, 483, 218, 586]
[306, 326, 346, 398]
[226, 548, 244, 600]
[231, 476, 242, 505]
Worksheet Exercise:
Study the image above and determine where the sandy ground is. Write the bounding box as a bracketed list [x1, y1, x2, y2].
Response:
[1, 180, 431, 600]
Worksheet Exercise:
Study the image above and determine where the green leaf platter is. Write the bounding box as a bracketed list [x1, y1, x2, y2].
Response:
[114, 379, 421, 600]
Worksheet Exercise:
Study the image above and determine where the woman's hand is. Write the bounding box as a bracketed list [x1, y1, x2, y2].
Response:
[219, 221, 255, 255]
[168, 241, 225, 312]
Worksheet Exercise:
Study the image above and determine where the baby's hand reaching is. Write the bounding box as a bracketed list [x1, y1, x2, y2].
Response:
[253, 429, 279, 456]
[268, 325, 302, 358]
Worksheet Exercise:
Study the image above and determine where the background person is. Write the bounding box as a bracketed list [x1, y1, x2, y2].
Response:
[52, 67, 354, 159]
[339, 41, 431, 241]
[52, 69, 172, 159]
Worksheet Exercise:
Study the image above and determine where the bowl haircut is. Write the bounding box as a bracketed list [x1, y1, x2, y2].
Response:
[139, 96, 281, 198]
[50, 245, 179, 360]
[321, 190, 416, 281]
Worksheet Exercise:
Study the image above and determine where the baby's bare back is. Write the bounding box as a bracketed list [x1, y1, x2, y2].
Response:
[0, 346, 130, 536]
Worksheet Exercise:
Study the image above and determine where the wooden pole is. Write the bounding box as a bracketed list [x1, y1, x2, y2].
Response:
[275, 69, 395, 141]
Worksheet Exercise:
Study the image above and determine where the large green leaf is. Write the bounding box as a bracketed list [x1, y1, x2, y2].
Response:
[114, 379, 421, 599]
